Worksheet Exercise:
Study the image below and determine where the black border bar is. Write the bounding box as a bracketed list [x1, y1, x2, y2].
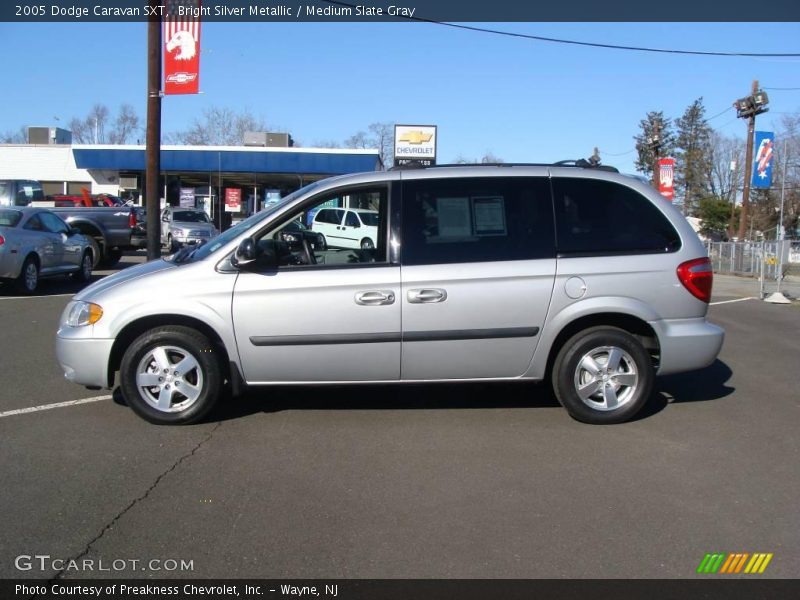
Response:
[4, 579, 799, 600]
[4, 0, 800, 22]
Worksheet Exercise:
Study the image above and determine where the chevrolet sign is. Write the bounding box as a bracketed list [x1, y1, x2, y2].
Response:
[394, 124, 437, 167]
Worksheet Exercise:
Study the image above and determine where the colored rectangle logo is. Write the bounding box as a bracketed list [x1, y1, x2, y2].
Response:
[697, 552, 773, 574]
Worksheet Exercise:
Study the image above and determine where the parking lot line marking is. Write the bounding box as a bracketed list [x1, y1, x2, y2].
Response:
[710, 297, 756, 306]
[0, 293, 74, 300]
[0, 395, 112, 418]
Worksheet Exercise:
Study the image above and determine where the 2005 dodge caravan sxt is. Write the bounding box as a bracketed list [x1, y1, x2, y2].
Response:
[56, 163, 724, 425]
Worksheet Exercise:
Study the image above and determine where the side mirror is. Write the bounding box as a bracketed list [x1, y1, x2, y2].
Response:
[232, 238, 257, 267]
[231, 238, 278, 270]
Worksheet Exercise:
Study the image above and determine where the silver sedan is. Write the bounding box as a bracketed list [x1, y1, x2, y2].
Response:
[0, 207, 94, 294]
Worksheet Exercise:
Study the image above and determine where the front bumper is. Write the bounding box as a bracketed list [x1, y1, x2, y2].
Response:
[173, 232, 213, 246]
[56, 333, 115, 388]
[653, 318, 725, 376]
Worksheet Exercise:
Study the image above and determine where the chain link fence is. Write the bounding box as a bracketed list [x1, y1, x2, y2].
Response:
[707, 240, 796, 277]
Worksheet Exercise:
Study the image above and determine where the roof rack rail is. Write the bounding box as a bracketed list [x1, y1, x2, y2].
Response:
[553, 159, 619, 173]
[390, 161, 618, 172]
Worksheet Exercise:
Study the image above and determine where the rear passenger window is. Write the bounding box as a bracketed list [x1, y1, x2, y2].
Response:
[401, 177, 555, 265]
[345, 212, 360, 227]
[552, 178, 681, 256]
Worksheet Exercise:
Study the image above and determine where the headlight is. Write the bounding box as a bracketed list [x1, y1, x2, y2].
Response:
[171, 228, 184, 236]
[66, 301, 103, 327]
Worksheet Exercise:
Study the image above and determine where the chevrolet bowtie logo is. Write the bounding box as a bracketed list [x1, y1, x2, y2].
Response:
[398, 131, 433, 144]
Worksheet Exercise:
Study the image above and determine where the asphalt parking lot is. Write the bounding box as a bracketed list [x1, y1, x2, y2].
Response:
[0, 254, 798, 580]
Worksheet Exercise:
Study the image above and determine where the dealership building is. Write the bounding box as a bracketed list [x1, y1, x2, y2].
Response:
[0, 130, 382, 217]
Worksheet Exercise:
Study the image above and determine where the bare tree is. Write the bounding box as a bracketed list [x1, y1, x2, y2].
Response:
[344, 131, 370, 149]
[0, 127, 27, 143]
[69, 104, 141, 144]
[108, 104, 141, 144]
[368, 122, 395, 168]
[312, 140, 342, 148]
[452, 152, 504, 164]
[167, 106, 269, 146]
[706, 131, 743, 204]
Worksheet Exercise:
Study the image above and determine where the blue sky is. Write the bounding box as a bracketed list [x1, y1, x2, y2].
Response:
[0, 21, 798, 174]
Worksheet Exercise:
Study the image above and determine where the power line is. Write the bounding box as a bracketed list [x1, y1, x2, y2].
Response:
[603, 148, 637, 157]
[322, 2, 800, 57]
[705, 107, 733, 122]
[764, 87, 800, 90]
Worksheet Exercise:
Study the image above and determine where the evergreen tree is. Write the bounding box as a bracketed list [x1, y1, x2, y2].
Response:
[675, 98, 713, 216]
[634, 111, 675, 178]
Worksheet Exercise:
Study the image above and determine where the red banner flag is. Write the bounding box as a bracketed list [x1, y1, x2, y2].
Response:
[658, 157, 675, 201]
[164, 1, 201, 95]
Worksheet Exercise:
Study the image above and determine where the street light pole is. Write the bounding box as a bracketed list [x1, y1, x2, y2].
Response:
[734, 80, 770, 241]
[776, 140, 788, 294]
[145, 0, 162, 261]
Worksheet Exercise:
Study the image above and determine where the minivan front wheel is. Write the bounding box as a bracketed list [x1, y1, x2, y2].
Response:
[552, 327, 653, 424]
[120, 326, 222, 424]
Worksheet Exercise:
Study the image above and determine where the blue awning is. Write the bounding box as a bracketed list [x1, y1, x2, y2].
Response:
[73, 147, 381, 175]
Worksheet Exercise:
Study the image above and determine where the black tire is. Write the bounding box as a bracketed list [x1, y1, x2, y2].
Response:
[72, 250, 93, 283]
[360, 237, 374, 250]
[87, 237, 102, 268]
[120, 326, 222, 425]
[552, 326, 654, 424]
[15, 255, 39, 295]
[167, 234, 177, 253]
[99, 247, 122, 268]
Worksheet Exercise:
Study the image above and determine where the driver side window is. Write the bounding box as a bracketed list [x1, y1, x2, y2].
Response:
[254, 186, 388, 268]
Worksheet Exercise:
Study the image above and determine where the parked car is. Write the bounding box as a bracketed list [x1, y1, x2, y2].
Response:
[1, 207, 93, 294]
[311, 207, 379, 250]
[0, 180, 44, 207]
[56, 163, 724, 425]
[160, 207, 218, 252]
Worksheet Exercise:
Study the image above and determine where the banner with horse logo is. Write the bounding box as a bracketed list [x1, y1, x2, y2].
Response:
[164, 1, 201, 95]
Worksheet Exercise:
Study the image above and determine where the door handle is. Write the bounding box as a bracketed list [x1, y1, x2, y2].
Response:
[407, 288, 447, 303]
[355, 290, 396, 306]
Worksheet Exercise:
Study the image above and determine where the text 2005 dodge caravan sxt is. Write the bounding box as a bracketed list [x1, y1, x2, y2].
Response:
[57, 163, 724, 425]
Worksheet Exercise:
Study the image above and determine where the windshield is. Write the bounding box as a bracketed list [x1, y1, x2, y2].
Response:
[182, 182, 320, 262]
[174, 210, 210, 223]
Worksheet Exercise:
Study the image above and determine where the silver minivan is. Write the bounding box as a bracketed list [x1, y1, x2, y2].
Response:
[56, 164, 723, 425]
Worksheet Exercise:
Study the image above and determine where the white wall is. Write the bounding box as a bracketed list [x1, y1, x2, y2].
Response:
[0, 144, 111, 193]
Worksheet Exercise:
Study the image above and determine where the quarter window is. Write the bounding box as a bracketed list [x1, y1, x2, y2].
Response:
[400, 177, 555, 265]
[552, 178, 681, 255]
[40, 212, 70, 234]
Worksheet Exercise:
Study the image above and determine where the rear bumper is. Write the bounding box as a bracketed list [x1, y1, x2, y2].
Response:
[56, 333, 115, 388]
[652, 318, 725, 376]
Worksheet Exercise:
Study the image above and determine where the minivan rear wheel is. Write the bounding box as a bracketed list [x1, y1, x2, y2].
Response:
[120, 326, 222, 425]
[552, 326, 653, 424]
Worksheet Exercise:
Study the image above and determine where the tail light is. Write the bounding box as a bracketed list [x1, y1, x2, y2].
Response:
[677, 257, 713, 303]
[129, 210, 137, 228]
[0, 235, 5, 246]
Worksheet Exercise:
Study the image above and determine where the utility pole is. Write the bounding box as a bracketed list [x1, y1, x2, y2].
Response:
[727, 159, 739, 240]
[650, 121, 662, 190]
[734, 80, 770, 241]
[145, 0, 162, 261]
